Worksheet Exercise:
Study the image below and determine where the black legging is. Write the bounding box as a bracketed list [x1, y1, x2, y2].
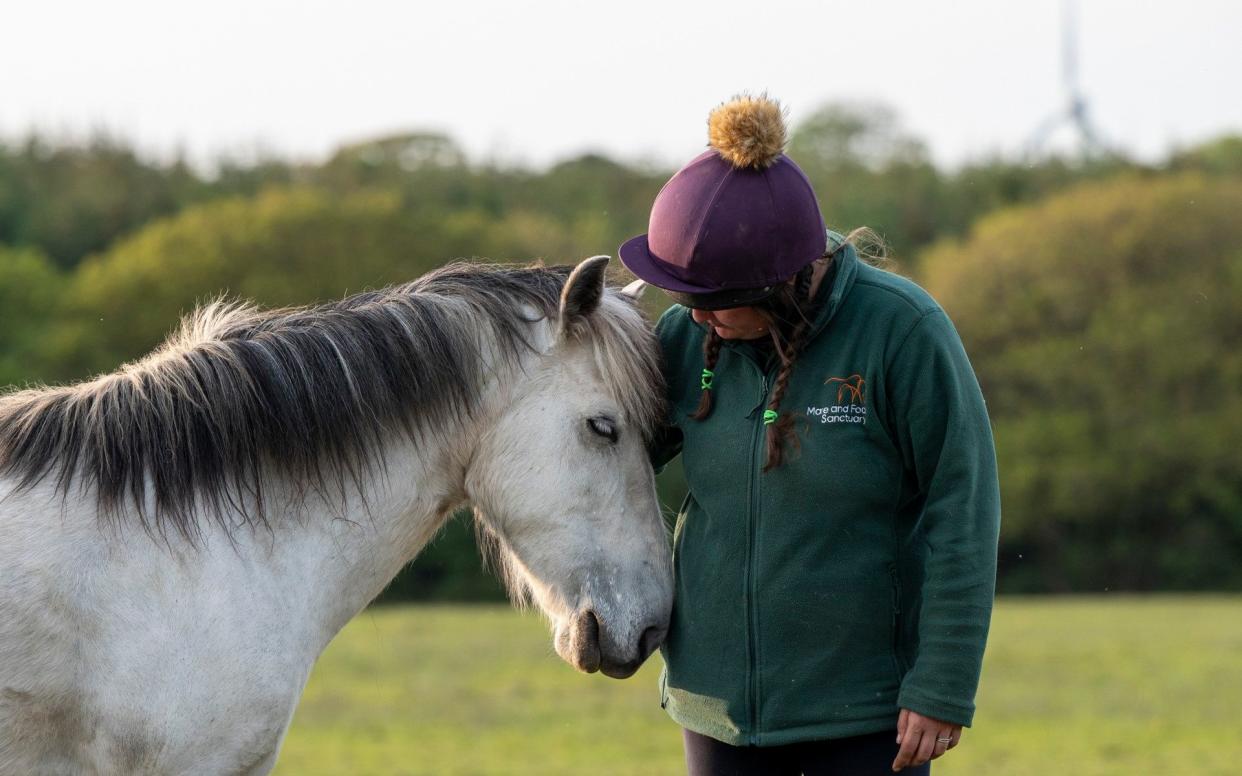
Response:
[683, 728, 932, 776]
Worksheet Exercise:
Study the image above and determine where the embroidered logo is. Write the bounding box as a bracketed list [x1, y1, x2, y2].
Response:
[807, 374, 868, 425]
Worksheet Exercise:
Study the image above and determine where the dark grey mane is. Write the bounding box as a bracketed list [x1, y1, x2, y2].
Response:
[0, 262, 664, 541]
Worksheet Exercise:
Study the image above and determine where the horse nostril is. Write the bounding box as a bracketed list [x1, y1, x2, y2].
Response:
[638, 625, 667, 661]
[571, 609, 603, 674]
[583, 610, 601, 643]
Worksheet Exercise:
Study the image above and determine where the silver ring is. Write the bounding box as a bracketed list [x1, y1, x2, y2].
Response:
[937, 737, 953, 744]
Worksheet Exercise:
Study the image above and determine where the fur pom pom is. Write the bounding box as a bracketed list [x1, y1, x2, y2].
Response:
[708, 94, 787, 169]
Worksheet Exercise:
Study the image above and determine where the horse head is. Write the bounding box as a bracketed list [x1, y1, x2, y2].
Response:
[465, 256, 673, 679]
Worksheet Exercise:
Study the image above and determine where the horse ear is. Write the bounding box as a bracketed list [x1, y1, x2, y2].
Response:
[621, 278, 647, 300]
[559, 255, 610, 336]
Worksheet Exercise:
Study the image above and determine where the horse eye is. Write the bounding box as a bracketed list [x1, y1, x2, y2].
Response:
[587, 416, 618, 443]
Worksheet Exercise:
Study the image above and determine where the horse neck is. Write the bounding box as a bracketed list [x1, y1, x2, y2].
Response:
[268, 318, 546, 649]
[278, 440, 460, 647]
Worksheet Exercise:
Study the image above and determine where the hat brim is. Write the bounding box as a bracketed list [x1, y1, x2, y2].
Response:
[618, 234, 716, 294]
[618, 234, 782, 309]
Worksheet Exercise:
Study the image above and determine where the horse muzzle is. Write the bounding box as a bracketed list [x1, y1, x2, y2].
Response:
[556, 608, 668, 679]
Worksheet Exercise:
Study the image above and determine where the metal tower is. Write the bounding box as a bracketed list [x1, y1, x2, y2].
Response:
[1027, 0, 1110, 159]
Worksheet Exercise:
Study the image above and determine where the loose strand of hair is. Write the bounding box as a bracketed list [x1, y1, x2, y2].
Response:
[843, 226, 892, 268]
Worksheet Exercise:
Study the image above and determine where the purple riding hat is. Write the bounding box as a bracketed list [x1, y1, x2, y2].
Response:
[619, 94, 827, 310]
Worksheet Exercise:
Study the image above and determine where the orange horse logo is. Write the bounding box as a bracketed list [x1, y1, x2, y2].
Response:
[825, 374, 866, 406]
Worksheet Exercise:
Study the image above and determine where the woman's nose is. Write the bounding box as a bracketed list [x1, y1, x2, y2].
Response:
[690, 308, 714, 325]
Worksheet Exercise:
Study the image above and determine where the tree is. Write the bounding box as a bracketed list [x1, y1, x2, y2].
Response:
[46, 185, 598, 382]
[920, 173, 1242, 591]
[0, 245, 64, 388]
[788, 102, 928, 172]
[788, 102, 944, 263]
[49, 187, 423, 378]
[0, 135, 202, 269]
[1168, 135, 1242, 177]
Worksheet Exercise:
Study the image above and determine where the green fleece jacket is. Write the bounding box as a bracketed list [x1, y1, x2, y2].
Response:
[650, 232, 1001, 746]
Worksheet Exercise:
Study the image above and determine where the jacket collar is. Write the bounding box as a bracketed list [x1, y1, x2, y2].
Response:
[807, 230, 859, 340]
[720, 230, 858, 366]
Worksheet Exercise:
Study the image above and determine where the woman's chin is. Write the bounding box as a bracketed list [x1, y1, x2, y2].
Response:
[715, 327, 763, 341]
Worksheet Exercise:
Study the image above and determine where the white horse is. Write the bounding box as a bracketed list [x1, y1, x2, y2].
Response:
[0, 256, 672, 775]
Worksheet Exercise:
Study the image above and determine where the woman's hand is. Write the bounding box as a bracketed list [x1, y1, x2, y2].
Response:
[892, 708, 961, 771]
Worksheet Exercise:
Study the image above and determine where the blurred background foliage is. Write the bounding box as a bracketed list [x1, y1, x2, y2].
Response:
[2, 102, 1239, 597]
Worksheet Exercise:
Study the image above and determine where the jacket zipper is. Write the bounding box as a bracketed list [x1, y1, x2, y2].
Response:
[745, 371, 770, 744]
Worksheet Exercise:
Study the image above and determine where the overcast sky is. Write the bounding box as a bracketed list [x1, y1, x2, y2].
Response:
[3, 0, 1239, 170]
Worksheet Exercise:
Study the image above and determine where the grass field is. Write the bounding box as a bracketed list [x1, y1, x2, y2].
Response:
[273, 596, 1241, 775]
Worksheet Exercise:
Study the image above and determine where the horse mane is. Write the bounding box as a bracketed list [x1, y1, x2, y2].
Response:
[0, 262, 664, 541]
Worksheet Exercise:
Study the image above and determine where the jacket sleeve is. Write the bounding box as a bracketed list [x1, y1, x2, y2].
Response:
[887, 309, 1001, 728]
[648, 424, 684, 473]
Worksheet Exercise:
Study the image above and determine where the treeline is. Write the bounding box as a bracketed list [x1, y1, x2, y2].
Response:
[2, 104, 1240, 596]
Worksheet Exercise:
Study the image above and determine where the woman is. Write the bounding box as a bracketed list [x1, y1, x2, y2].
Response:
[618, 95, 1001, 775]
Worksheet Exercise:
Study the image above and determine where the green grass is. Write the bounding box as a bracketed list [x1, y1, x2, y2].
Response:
[273, 596, 1242, 775]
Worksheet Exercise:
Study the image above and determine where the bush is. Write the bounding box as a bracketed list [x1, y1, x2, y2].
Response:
[47, 186, 593, 380]
[920, 173, 1242, 591]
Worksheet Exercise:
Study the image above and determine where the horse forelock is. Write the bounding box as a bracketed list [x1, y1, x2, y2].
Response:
[0, 262, 665, 543]
[575, 292, 667, 440]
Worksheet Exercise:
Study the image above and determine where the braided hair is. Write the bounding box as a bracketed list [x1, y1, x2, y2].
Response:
[690, 259, 825, 471]
[690, 326, 724, 421]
